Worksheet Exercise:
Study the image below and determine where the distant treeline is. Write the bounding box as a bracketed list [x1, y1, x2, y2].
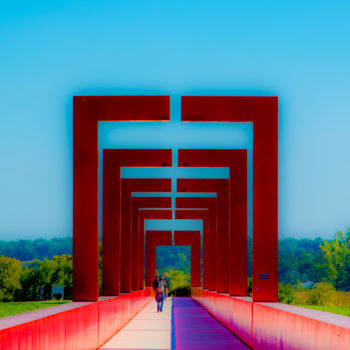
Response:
[1, 229, 349, 291]
[0, 238, 72, 261]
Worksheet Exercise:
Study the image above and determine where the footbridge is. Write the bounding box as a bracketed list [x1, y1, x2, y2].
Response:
[1, 96, 349, 349]
[2, 288, 349, 349]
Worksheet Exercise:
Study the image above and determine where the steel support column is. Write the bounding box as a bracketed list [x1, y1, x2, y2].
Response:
[73, 95, 170, 301]
[178, 149, 248, 296]
[174, 231, 201, 287]
[145, 231, 172, 286]
[181, 96, 278, 301]
[120, 179, 171, 292]
[177, 179, 229, 293]
[176, 197, 217, 290]
[131, 199, 172, 290]
[175, 209, 210, 289]
[102, 149, 172, 296]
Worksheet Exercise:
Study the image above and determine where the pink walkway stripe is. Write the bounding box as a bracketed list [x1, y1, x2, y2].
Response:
[173, 297, 250, 350]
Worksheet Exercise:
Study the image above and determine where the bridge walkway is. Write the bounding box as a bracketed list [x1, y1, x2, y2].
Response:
[99, 296, 249, 350]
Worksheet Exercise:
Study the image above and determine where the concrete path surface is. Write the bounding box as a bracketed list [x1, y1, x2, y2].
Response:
[100, 297, 172, 350]
[100, 296, 250, 350]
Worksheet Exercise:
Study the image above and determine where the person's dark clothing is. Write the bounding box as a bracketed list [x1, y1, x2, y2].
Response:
[152, 279, 159, 291]
[155, 281, 165, 312]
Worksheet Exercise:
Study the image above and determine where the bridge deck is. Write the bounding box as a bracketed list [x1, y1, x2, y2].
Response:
[173, 297, 249, 350]
[99, 297, 249, 350]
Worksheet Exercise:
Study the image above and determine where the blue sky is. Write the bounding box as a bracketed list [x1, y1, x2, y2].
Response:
[0, 1, 349, 240]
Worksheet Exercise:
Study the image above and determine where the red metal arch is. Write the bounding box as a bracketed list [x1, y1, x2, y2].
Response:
[176, 197, 217, 291]
[131, 201, 172, 289]
[102, 149, 172, 296]
[181, 96, 278, 301]
[175, 209, 209, 289]
[73, 96, 277, 302]
[73, 95, 170, 301]
[177, 179, 229, 293]
[174, 231, 201, 287]
[178, 150, 248, 296]
[120, 179, 171, 293]
[145, 231, 172, 286]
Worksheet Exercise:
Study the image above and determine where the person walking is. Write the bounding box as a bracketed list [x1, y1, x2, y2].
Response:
[39, 286, 44, 301]
[152, 276, 159, 293]
[155, 277, 165, 312]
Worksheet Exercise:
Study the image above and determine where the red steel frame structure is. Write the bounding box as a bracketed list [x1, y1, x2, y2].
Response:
[178, 150, 248, 296]
[137, 209, 172, 289]
[73, 96, 170, 301]
[145, 231, 172, 286]
[131, 200, 172, 290]
[181, 96, 278, 302]
[120, 179, 171, 293]
[102, 149, 172, 297]
[73, 95, 277, 302]
[174, 231, 201, 287]
[177, 179, 230, 293]
[175, 209, 210, 287]
[176, 197, 217, 291]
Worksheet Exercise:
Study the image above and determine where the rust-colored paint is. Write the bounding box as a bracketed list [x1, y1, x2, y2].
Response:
[102, 149, 172, 296]
[131, 200, 172, 289]
[178, 150, 248, 296]
[177, 179, 229, 293]
[120, 179, 171, 292]
[73, 95, 170, 301]
[174, 231, 201, 287]
[192, 288, 350, 350]
[182, 96, 278, 301]
[145, 231, 172, 286]
[0, 288, 152, 350]
[176, 197, 217, 290]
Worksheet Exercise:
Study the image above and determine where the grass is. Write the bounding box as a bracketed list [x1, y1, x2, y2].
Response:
[297, 305, 350, 317]
[0, 301, 71, 318]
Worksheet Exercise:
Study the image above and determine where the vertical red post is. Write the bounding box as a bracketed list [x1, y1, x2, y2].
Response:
[181, 96, 278, 301]
[178, 150, 248, 296]
[103, 149, 172, 296]
[176, 197, 217, 290]
[175, 209, 210, 289]
[138, 210, 172, 289]
[174, 231, 201, 287]
[131, 199, 172, 290]
[120, 180, 171, 292]
[177, 179, 229, 293]
[73, 96, 170, 301]
[145, 231, 172, 286]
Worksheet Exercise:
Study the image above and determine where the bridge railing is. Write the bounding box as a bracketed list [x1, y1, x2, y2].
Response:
[192, 287, 350, 350]
[0, 288, 152, 350]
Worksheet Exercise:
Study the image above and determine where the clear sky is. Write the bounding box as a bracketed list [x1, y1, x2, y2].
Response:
[0, 1, 349, 240]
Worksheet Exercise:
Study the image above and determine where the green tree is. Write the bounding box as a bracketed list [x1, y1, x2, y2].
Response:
[0, 255, 22, 301]
[278, 282, 295, 304]
[37, 255, 72, 300]
[278, 237, 324, 284]
[162, 269, 190, 293]
[15, 267, 39, 301]
[319, 229, 350, 290]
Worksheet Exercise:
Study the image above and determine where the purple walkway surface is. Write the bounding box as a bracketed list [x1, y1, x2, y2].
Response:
[173, 298, 250, 350]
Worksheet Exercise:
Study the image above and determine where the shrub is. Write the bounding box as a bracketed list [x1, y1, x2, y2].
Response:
[307, 282, 335, 306]
[278, 282, 296, 304]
